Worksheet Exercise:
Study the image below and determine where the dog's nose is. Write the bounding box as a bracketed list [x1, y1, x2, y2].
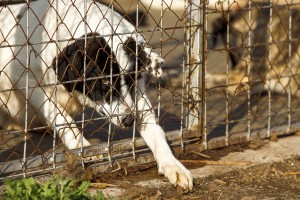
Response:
[121, 111, 134, 127]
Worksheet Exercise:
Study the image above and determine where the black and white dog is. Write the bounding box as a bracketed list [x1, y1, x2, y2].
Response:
[0, 0, 192, 190]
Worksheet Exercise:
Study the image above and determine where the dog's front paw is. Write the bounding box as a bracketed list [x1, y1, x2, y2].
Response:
[158, 157, 193, 191]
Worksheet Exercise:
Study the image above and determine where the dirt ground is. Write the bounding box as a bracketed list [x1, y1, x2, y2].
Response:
[72, 136, 300, 200]
[1, 135, 299, 199]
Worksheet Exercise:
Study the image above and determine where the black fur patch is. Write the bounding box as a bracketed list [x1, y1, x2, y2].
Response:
[122, 37, 150, 93]
[52, 33, 121, 103]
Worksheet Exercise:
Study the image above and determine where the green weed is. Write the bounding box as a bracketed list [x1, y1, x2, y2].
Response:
[3, 175, 107, 200]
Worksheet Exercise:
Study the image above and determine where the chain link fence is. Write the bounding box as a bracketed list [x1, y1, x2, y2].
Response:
[0, 0, 299, 180]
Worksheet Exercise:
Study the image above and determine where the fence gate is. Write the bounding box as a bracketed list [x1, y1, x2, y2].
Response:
[0, 0, 300, 180]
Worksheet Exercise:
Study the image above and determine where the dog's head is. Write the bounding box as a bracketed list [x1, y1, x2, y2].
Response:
[53, 33, 163, 127]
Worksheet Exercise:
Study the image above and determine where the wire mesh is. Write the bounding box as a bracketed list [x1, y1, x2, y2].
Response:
[0, 0, 299, 180]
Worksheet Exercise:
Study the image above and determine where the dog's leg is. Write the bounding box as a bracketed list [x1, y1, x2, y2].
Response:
[24, 86, 91, 149]
[135, 78, 193, 191]
[54, 108, 91, 149]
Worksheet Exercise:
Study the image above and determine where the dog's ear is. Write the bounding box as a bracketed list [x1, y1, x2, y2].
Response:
[123, 37, 164, 77]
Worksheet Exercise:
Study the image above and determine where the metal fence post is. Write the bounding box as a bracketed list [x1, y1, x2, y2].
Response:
[185, 0, 206, 146]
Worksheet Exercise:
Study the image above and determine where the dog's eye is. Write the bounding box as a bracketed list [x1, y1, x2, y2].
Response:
[102, 78, 110, 85]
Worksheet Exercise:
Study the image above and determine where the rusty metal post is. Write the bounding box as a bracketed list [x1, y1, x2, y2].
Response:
[185, 0, 206, 146]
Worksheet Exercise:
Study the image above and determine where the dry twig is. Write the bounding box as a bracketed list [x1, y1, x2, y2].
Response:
[285, 172, 300, 175]
[180, 160, 252, 166]
[191, 151, 211, 159]
[90, 182, 118, 189]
